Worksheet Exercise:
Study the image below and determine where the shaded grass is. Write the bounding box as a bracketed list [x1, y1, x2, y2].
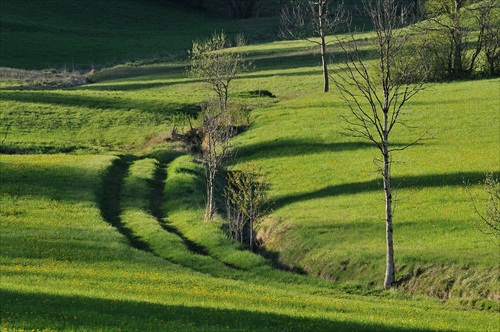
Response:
[0, 0, 281, 70]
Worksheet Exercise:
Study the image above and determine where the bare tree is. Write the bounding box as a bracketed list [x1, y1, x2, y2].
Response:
[415, 0, 499, 79]
[468, 173, 500, 246]
[188, 32, 249, 220]
[225, 162, 270, 250]
[200, 103, 235, 220]
[280, 0, 346, 92]
[332, 0, 428, 289]
[470, 0, 500, 76]
[421, 0, 470, 78]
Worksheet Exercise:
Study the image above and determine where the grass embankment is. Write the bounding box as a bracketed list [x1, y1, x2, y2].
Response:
[1, 154, 498, 331]
[232, 70, 500, 301]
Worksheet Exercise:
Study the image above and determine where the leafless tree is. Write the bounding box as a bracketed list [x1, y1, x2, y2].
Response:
[200, 103, 235, 220]
[332, 0, 428, 289]
[225, 162, 270, 250]
[415, 0, 499, 79]
[469, 0, 500, 76]
[468, 173, 500, 246]
[188, 32, 249, 220]
[280, 0, 346, 92]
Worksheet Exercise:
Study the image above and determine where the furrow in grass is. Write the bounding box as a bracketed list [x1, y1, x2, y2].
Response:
[163, 155, 281, 275]
[98, 154, 155, 254]
[150, 161, 210, 256]
[119, 157, 246, 278]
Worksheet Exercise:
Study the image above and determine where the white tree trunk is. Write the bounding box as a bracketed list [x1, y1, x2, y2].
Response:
[383, 143, 395, 289]
[205, 168, 215, 220]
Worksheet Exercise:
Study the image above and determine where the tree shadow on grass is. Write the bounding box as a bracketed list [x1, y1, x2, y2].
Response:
[0, 90, 201, 116]
[97, 155, 156, 253]
[249, 48, 376, 73]
[235, 139, 374, 161]
[273, 171, 500, 209]
[0, 289, 432, 332]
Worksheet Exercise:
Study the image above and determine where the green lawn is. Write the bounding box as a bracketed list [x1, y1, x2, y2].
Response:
[231, 69, 499, 297]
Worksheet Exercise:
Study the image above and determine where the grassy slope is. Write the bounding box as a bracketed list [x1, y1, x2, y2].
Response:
[1, 154, 497, 331]
[0, 65, 201, 153]
[1, 0, 499, 329]
[0, 0, 279, 70]
[232, 70, 500, 298]
[1, 31, 499, 295]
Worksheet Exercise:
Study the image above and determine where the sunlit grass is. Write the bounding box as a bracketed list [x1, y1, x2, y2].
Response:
[230, 73, 499, 291]
[1, 1, 499, 328]
[1, 155, 498, 331]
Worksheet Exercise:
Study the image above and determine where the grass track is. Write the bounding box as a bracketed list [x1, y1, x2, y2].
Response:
[1, 154, 498, 331]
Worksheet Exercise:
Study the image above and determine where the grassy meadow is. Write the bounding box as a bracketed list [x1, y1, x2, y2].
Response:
[1, 154, 498, 331]
[1, 0, 499, 330]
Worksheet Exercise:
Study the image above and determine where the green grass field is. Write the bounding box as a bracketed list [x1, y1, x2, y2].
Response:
[1, 154, 498, 331]
[1, 0, 499, 330]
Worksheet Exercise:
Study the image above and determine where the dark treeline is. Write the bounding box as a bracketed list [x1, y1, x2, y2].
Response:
[153, 0, 283, 18]
[154, 0, 423, 19]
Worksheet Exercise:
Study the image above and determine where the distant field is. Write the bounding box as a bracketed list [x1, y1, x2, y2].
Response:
[0, 0, 279, 69]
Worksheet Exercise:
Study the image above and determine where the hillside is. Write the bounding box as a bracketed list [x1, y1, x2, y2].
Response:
[1, 0, 499, 330]
[0, 0, 279, 69]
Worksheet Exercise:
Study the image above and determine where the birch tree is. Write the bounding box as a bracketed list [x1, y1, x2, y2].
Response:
[280, 0, 346, 92]
[332, 0, 428, 289]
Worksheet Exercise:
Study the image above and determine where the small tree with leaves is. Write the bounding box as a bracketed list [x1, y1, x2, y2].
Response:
[332, 0, 429, 289]
[280, 0, 346, 92]
[188, 31, 248, 115]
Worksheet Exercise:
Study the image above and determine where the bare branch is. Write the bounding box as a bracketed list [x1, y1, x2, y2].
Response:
[331, 0, 428, 289]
